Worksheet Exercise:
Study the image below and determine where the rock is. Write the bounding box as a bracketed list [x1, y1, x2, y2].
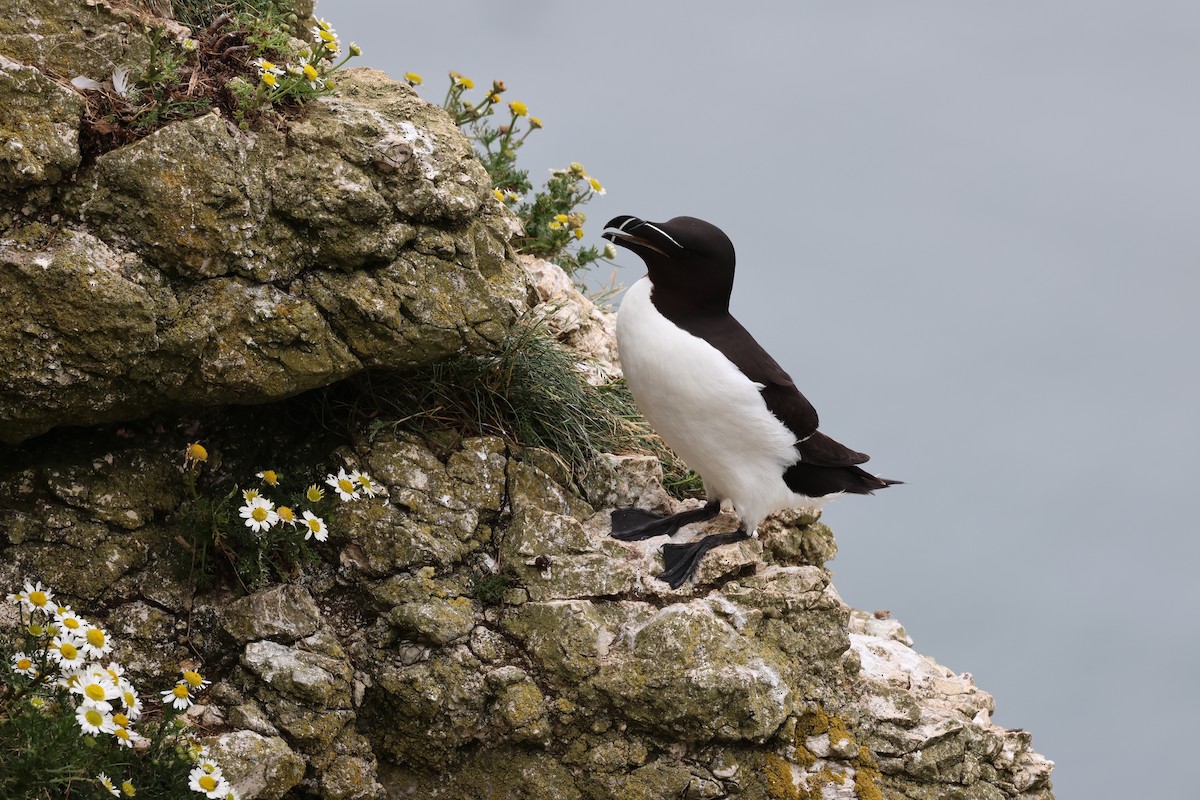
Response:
[525, 254, 621, 384]
[205, 730, 306, 800]
[223, 584, 323, 644]
[0, 55, 83, 198]
[0, 67, 528, 444]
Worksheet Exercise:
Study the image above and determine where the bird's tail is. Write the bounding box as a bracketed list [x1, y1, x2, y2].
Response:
[783, 462, 902, 496]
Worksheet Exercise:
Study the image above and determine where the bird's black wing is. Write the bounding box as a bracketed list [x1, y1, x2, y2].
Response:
[677, 314, 871, 467]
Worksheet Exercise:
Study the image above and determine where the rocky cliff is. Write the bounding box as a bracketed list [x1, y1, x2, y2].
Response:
[0, 3, 1054, 798]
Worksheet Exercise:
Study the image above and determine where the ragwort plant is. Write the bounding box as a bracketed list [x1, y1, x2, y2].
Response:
[407, 71, 618, 277]
[0, 583, 233, 799]
[180, 443, 385, 592]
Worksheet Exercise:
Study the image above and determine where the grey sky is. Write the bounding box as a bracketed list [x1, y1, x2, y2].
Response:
[332, 2, 1200, 796]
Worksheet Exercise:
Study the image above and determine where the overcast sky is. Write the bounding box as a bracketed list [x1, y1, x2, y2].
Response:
[332, 2, 1199, 796]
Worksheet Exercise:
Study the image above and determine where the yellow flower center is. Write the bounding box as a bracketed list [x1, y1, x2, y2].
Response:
[29, 591, 47, 607]
[199, 775, 218, 792]
[172, 684, 190, 699]
[261, 470, 279, 485]
[85, 708, 104, 726]
[338, 479, 354, 494]
[263, 73, 277, 87]
[86, 629, 106, 648]
[85, 684, 107, 701]
[306, 486, 324, 502]
[114, 726, 130, 741]
[16, 657, 32, 670]
[252, 507, 268, 522]
[63, 617, 81, 630]
[260, 60, 276, 71]
[28, 624, 43, 636]
[183, 670, 204, 688]
[303, 64, 318, 81]
[278, 506, 295, 522]
[122, 780, 136, 796]
[186, 443, 208, 462]
[113, 712, 129, 726]
[307, 518, 321, 533]
[59, 642, 78, 660]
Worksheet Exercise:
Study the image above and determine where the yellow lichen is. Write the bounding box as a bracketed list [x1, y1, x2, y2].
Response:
[852, 747, 885, 800]
[764, 753, 800, 800]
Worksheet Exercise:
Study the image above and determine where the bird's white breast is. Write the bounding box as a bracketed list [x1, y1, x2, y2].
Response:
[616, 277, 805, 531]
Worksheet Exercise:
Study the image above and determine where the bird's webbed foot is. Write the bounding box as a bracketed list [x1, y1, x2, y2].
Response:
[657, 528, 751, 588]
[609, 500, 720, 541]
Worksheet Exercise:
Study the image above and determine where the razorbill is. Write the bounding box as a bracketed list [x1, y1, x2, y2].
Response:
[603, 214, 899, 588]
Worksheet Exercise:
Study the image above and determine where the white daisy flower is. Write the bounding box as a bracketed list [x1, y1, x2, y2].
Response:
[81, 625, 113, 658]
[161, 682, 193, 711]
[111, 724, 140, 748]
[188, 766, 231, 799]
[76, 703, 115, 736]
[301, 511, 328, 542]
[51, 633, 87, 669]
[325, 468, 359, 501]
[181, 668, 210, 691]
[18, 580, 53, 611]
[11, 651, 37, 677]
[239, 496, 279, 534]
[350, 471, 383, 497]
[69, 665, 120, 705]
[54, 607, 88, 635]
[97, 772, 121, 797]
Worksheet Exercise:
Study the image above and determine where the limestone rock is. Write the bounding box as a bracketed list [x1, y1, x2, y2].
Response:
[0, 67, 528, 444]
[0, 55, 83, 197]
[206, 730, 306, 800]
[223, 584, 323, 645]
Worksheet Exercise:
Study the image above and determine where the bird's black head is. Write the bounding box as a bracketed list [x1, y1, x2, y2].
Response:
[603, 215, 736, 317]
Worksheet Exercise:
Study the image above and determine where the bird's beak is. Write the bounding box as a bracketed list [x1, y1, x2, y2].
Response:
[602, 215, 679, 258]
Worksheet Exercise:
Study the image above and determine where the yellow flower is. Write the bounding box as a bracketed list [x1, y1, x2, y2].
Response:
[349, 43, 362, 57]
[569, 162, 587, 177]
[306, 485, 324, 503]
[493, 188, 505, 202]
[257, 470, 280, 486]
[588, 177, 605, 195]
[509, 100, 528, 117]
[450, 71, 474, 89]
[529, 116, 543, 129]
[263, 72, 277, 87]
[554, 214, 569, 223]
[121, 780, 136, 796]
[574, 227, 585, 240]
[277, 505, 296, 525]
[404, 72, 423, 86]
[548, 221, 562, 231]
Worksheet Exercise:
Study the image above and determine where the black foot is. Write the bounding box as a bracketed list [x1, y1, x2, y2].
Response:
[658, 529, 751, 588]
[610, 500, 720, 541]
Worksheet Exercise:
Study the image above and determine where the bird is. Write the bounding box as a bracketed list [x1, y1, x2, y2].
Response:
[602, 214, 899, 588]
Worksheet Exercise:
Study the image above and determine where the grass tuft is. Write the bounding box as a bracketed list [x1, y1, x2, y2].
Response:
[341, 318, 702, 499]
